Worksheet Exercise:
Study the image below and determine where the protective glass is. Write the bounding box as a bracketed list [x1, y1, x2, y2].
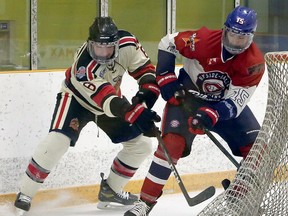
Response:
[222, 26, 254, 55]
[88, 40, 119, 64]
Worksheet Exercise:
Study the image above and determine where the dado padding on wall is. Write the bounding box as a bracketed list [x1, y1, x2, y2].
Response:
[0, 171, 236, 209]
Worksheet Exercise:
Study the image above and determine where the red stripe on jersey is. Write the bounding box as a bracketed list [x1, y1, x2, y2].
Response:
[91, 84, 117, 107]
[129, 64, 155, 79]
[87, 60, 97, 80]
[65, 67, 72, 82]
[54, 93, 69, 129]
[119, 36, 137, 45]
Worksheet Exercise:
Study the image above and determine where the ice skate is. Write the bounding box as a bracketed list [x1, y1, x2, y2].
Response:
[14, 192, 31, 215]
[124, 199, 156, 216]
[97, 172, 138, 210]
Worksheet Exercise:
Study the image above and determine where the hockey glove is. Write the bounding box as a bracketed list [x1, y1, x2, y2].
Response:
[124, 103, 161, 133]
[132, 83, 160, 109]
[188, 107, 219, 135]
[156, 72, 185, 105]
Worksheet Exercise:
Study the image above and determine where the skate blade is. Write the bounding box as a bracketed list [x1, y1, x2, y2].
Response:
[97, 201, 134, 211]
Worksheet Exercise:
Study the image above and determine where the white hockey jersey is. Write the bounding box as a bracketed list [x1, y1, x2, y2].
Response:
[61, 30, 156, 117]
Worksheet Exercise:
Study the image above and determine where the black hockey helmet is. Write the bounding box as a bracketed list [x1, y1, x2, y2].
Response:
[87, 17, 119, 64]
[88, 16, 119, 43]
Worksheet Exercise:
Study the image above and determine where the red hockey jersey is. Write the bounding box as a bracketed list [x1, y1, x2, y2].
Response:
[157, 27, 265, 117]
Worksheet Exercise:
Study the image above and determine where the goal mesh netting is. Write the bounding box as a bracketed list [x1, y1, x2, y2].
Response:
[198, 51, 288, 216]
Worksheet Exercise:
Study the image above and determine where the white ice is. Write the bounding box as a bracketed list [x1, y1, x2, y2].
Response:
[0, 188, 224, 216]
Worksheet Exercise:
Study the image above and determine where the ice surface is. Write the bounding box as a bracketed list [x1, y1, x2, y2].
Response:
[0, 189, 224, 216]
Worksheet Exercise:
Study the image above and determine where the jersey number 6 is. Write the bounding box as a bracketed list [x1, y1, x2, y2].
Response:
[83, 81, 96, 91]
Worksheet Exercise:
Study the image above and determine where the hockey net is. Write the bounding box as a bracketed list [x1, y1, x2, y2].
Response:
[198, 51, 288, 216]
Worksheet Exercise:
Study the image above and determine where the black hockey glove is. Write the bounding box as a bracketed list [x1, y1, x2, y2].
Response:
[132, 83, 160, 109]
[124, 103, 161, 134]
[188, 107, 219, 135]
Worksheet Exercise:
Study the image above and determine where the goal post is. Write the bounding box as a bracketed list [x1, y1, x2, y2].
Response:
[198, 51, 288, 216]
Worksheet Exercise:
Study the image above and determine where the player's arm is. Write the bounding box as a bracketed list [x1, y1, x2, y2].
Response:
[128, 59, 160, 110]
[214, 62, 265, 120]
[67, 60, 160, 133]
[188, 62, 265, 134]
[122, 32, 161, 109]
[84, 80, 161, 133]
[155, 33, 185, 105]
[188, 84, 259, 135]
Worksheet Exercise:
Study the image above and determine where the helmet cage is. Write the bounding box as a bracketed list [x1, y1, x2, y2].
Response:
[88, 40, 119, 64]
[222, 26, 254, 55]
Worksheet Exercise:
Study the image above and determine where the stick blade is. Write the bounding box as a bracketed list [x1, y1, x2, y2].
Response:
[187, 186, 216, 206]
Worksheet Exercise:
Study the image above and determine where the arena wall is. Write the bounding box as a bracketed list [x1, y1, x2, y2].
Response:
[0, 67, 268, 206]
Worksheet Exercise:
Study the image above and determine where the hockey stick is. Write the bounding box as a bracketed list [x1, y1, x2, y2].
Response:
[153, 126, 216, 206]
[204, 129, 241, 190]
[204, 129, 240, 169]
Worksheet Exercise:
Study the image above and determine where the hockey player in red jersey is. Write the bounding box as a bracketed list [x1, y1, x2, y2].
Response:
[14, 16, 161, 213]
[124, 6, 265, 216]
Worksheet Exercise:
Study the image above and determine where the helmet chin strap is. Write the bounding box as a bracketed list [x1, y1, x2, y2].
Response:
[106, 60, 116, 70]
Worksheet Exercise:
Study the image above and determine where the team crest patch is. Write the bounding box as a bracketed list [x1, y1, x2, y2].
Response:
[76, 66, 86, 79]
[170, 120, 180, 128]
[69, 118, 79, 131]
[196, 71, 231, 100]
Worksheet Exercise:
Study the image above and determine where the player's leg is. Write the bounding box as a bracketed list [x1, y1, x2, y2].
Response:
[96, 115, 152, 208]
[212, 105, 261, 198]
[213, 105, 260, 159]
[98, 134, 153, 209]
[14, 92, 93, 212]
[109, 134, 153, 192]
[124, 103, 195, 216]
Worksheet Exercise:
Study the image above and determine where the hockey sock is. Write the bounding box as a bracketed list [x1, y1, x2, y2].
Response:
[107, 157, 138, 193]
[140, 133, 186, 203]
[19, 132, 70, 198]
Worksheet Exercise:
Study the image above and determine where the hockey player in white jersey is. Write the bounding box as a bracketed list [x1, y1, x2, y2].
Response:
[14, 16, 161, 214]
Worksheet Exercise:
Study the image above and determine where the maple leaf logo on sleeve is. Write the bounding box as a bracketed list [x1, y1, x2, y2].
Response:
[182, 33, 200, 51]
